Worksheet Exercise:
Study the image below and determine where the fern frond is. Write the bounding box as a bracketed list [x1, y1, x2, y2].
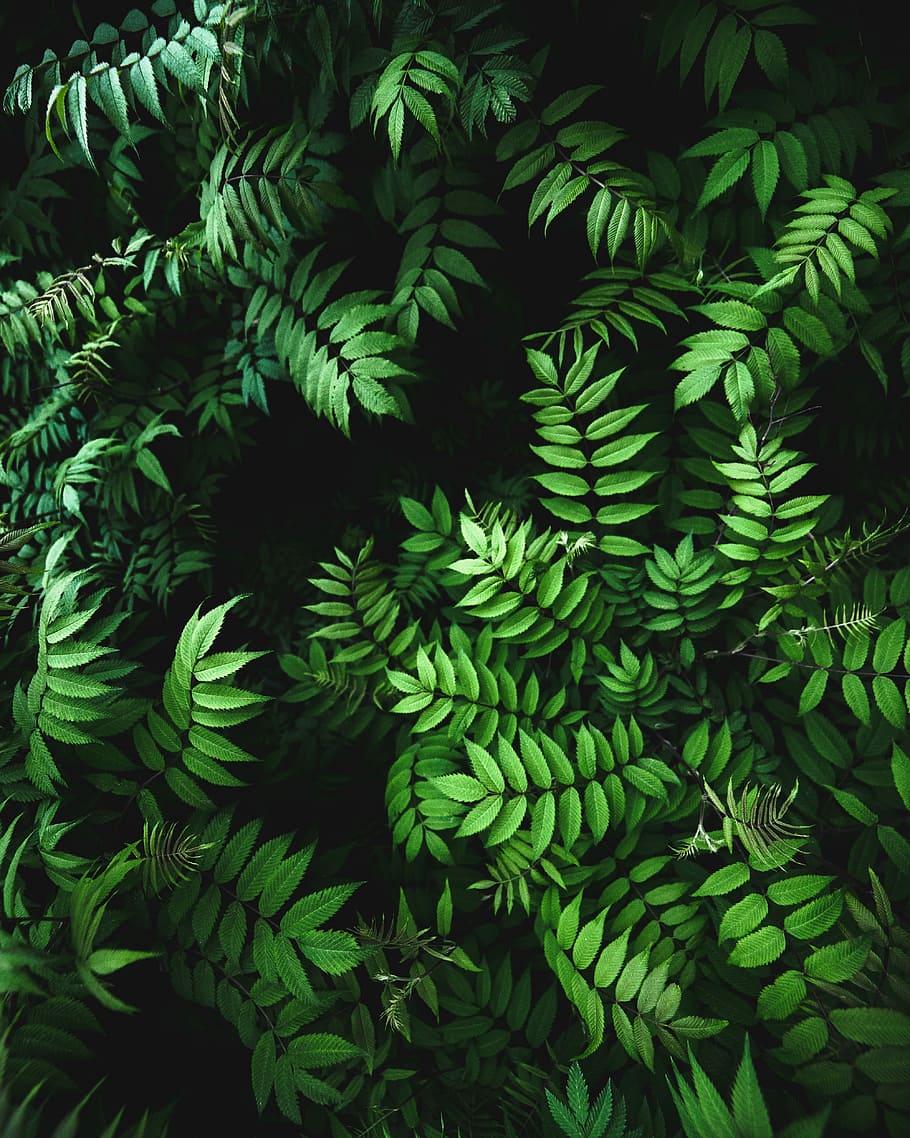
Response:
[140, 820, 212, 896]
[308, 663, 370, 714]
[27, 269, 96, 337]
[346, 915, 436, 954]
[668, 1037, 801, 1138]
[726, 780, 810, 869]
[0, 519, 51, 561]
[4, 6, 224, 168]
[798, 510, 910, 588]
[795, 602, 882, 645]
[66, 324, 122, 399]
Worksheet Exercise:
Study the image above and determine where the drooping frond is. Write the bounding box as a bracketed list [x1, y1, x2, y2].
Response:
[798, 511, 910, 588]
[794, 602, 882, 646]
[723, 779, 810, 869]
[140, 820, 212, 895]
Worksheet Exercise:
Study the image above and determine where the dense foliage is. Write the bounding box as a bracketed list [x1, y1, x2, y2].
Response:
[1, 1, 909, 1136]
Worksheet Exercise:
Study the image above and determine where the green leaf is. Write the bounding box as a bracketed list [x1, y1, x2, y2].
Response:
[455, 794, 502, 838]
[612, 1002, 638, 1060]
[466, 739, 505, 793]
[754, 29, 789, 87]
[696, 149, 749, 211]
[718, 893, 768, 941]
[591, 432, 655, 468]
[391, 691, 434, 714]
[674, 365, 722, 409]
[87, 947, 158, 975]
[692, 862, 750, 897]
[439, 219, 499, 249]
[573, 909, 606, 971]
[751, 139, 780, 219]
[775, 130, 807, 191]
[274, 1054, 301, 1123]
[766, 326, 801, 387]
[402, 86, 440, 148]
[594, 927, 630, 988]
[554, 891, 584, 952]
[656, 0, 698, 71]
[878, 824, 910, 874]
[496, 736, 529, 793]
[757, 970, 806, 1020]
[131, 56, 166, 123]
[386, 99, 405, 162]
[431, 773, 488, 803]
[502, 142, 556, 192]
[724, 360, 755, 421]
[66, 75, 95, 170]
[671, 1047, 736, 1138]
[272, 934, 315, 1001]
[541, 85, 602, 125]
[165, 767, 214, 809]
[436, 878, 453, 937]
[586, 186, 613, 259]
[583, 779, 610, 840]
[236, 834, 294, 902]
[162, 40, 201, 90]
[838, 216, 877, 255]
[682, 720, 710, 769]
[827, 785, 877, 825]
[891, 743, 910, 810]
[637, 955, 673, 1019]
[433, 245, 485, 286]
[615, 945, 651, 1002]
[873, 618, 906, 673]
[288, 1031, 362, 1067]
[731, 1037, 773, 1138]
[533, 472, 590, 497]
[804, 936, 871, 982]
[783, 306, 835, 356]
[693, 301, 766, 331]
[654, 983, 683, 1023]
[623, 764, 668, 800]
[400, 496, 435, 530]
[517, 731, 549, 790]
[872, 675, 906, 728]
[829, 1008, 910, 1046]
[545, 1091, 582, 1138]
[218, 901, 246, 965]
[259, 845, 315, 919]
[679, 2, 717, 82]
[99, 66, 131, 138]
[486, 795, 527, 846]
[727, 926, 786, 968]
[717, 24, 751, 108]
[683, 128, 760, 158]
[670, 1015, 728, 1039]
[606, 196, 632, 260]
[767, 875, 834, 906]
[798, 669, 828, 715]
[783, 891, 843, 939]
[841, 673, 871, 725]
[856, 1047, 910, 1084]
[252, 1031, 276, 1113]
[565, 1062, 591, 1126]
[281, 883, 361, 935]
[557, 784, 582, 848]
[532, 444, 587, 471]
